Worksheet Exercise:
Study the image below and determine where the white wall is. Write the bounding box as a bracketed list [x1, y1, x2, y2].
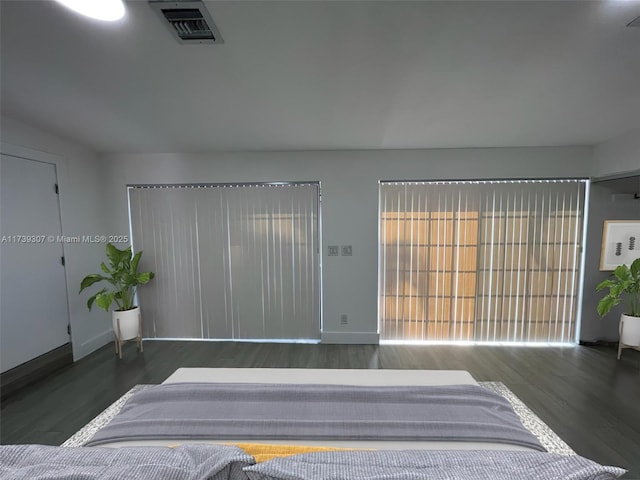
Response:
[1, 116, 112, 360]
[593, 128, 640, 178]
[582, 129, 640, 342]
[2, 114, 620, 350]
[102, 147, 593, 342]
[4, 109, 636, 358]
[582, 184, 640, 342]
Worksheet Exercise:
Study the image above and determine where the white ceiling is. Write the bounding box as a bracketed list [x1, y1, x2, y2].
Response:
[1, 0, 639, 154]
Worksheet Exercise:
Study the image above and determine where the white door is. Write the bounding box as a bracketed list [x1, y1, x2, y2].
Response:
[0, 154, 70, 373]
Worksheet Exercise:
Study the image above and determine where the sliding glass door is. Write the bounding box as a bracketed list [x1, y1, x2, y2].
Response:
[129, 183, 320, 341]
[379, 179, 587, 344]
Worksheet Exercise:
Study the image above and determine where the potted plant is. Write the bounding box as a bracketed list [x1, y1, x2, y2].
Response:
[79, 243, 154, 357]
[596, 256, 640, 359]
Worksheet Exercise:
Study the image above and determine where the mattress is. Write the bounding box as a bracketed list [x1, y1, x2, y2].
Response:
[162, 367, 478, 386]
[94, 368, 537, 451]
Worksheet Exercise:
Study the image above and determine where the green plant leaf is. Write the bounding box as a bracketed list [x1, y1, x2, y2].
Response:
[597, 296, 619, 316]
[596, 279, 616, 292]
[613, 264, 631, 282]
[95, 291, 115, 311]
[88, 288, 107, 311]
[105, 243, 120, 268]
[87, 294, 97, 311]
[79, 274, 108, 293]
[131, 251, 142, 275]
[630, 257, 640, 277]
[121, 251, 132, 272]
[137, 272, 153, 284]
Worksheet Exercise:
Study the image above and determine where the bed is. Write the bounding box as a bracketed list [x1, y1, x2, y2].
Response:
[0, 368, 627, 480]
[85, 368, 542, 451]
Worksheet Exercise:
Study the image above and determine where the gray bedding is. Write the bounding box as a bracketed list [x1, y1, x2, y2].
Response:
[85, 383, 544, 451]
[0, 444, 253, 480]
[0, 444, 626, 480]
[244, 449, 627, 480]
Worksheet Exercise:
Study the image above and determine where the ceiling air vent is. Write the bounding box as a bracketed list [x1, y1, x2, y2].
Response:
[149, 1, 223, 44]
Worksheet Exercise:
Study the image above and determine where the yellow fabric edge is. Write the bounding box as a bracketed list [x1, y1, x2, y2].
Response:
[226, 442, 361, 463]
[168, 442, 368, 463]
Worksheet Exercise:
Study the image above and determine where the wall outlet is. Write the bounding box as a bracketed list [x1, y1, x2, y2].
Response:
[328, 245, 339, 256]
[341, 245, 352, 256]
[340, 314, 348, 325]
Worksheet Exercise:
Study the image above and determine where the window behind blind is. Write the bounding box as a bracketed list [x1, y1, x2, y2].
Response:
[128, 182, 320, 341]
[379, 179, 587, 344]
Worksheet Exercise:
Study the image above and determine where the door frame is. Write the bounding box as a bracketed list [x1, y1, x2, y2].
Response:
[0, 142, 72, 352]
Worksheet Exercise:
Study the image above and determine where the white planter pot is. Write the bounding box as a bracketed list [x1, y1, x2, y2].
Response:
[112, 307, 141, 341]
[618, 313, 640, 359]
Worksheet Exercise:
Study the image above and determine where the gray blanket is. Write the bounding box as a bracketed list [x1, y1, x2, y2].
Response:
[85, 383, 544, 451]
[0, 445, 625, 480]
[244, 449, 627, 480]
[0, 444, 253, 480]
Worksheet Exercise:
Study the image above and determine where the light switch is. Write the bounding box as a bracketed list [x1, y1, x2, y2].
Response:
[328, 245, 339, 256]
[341, 245, 352, 256]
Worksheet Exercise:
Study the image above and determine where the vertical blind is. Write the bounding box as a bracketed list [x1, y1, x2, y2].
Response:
[379, 180, 587, 343]
[128, 183, 320, 341]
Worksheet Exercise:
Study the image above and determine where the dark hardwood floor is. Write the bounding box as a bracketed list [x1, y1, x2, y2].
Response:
[1, 341, 639, 478]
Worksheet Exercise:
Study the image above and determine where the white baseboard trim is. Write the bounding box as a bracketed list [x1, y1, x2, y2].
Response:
[321, 331, 380, 344]
[74, 329, 113, 361]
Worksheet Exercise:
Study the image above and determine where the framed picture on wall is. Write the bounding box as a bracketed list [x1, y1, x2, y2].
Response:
[600, 220, 640, 271]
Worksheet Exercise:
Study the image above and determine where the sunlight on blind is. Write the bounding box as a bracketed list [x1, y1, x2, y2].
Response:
[379, 180, 586, 344]
[128, 183, 320, 341]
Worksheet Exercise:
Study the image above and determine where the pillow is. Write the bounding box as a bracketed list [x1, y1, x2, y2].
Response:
[0, 444, 254, 480]
[243, 449, 627, 480]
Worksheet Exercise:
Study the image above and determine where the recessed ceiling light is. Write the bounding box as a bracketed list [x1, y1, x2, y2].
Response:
[54, 0, 126, 22]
